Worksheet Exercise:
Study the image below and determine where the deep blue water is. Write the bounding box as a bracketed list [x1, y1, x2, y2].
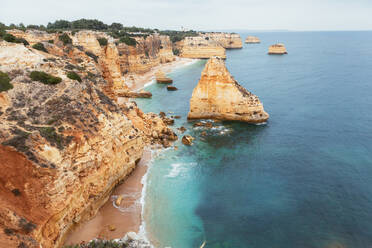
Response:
[136, 31, 372, 248]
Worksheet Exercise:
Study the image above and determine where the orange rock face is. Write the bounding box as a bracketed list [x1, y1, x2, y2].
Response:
[188, 57, 269, 123]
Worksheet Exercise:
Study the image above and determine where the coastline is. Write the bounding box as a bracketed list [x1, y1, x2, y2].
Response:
[64, 148, 152, 245]
[64, 58, 197, 247]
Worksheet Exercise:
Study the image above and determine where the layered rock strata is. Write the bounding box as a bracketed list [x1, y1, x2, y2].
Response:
[0, 40, 176, 248]
[177, 36, 226, 59]
[268, 43, 287, 54]
[188, 57, 269, 123]
[200, 32, 243, 49]
[245, 36, 261, 44]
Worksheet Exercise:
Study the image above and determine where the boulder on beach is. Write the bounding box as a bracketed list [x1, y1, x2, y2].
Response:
[156, 70, 173, 83]
[268, 43, 288, 55]
[245, 36, 261, 44]
[188, 57, 269, 123]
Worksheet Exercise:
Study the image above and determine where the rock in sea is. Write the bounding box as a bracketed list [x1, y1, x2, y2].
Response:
[245, 36, 261, 44]
[268, 43, 288, 54]
[187, 57, 269, 123]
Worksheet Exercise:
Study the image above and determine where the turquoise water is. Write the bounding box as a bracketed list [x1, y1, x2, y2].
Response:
[137, 31, 372, 248]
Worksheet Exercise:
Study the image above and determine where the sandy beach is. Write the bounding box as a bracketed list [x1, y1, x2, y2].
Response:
[64, 149, 151, 245]
[126, 57, 197, 91]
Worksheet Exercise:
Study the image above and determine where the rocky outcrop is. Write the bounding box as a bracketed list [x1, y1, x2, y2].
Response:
[245, 36, 261, 44]
[155, 70, 173, 83]
[200, 33, 243, 49]
[177, 36, 226, 59]
[188, 57, 269, 123]
[268, 43, 287, 55]
[0, 41, 176, 248]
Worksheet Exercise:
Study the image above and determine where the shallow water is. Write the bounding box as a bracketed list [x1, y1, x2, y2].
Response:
[136, 31, 372, 248]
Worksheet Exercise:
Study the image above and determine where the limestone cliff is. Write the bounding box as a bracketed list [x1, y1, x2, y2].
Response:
[188, 57, 269, 123]
[117, 34, 175, 75]
[268, 43, 287, 54]
[0, 41, 176, 248]
[245, 36, 261, 44]
[7, 30, 176, 97]
[200, 33, 243, 49]
[177, 36, 226, 59]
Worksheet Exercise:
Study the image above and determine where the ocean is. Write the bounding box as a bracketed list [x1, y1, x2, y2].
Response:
[136, 31, 372, 248]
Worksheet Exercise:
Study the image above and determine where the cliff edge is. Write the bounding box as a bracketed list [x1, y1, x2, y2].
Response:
[187, 57, 269, 123]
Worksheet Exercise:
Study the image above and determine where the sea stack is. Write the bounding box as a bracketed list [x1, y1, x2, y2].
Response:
[245, 36, 261, 44]
[268, 43, 287, 54]
[155, 70, 173, 83]
[187, 57, 269, 123]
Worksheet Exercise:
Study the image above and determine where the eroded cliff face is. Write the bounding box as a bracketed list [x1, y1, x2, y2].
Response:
[177, 36, 226, 59]
[7, 30, 176, 97]
[188, 57, 269, 123]
[200, 32, 243, 49]
[117, 34, 175, 75]
[0, 41, 176, 248]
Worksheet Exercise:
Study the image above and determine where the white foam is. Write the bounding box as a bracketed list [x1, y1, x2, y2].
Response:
[165, 162, 197, 178]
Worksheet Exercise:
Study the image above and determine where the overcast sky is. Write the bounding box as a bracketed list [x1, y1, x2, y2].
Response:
[2, 0, 372, 31]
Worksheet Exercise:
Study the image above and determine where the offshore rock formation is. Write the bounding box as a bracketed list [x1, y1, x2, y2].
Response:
[268, 43, 288, 54]
[0, 40, 176, 248]
[245, 36, 261, 44]
[200, 32, 243, 49]
[188, 57, 269, 123]
[177, 36, 226, 59]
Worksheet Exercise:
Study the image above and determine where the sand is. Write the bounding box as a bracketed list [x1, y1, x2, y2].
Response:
[126, 57, 197, 91]
[64, 149, 151, 245]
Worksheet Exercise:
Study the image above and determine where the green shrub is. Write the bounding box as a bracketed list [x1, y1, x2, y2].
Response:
[2, 33, 29, 45]
[32, 42, 48, 53]
[48, 39, 54, 44]
[59, 33, 72, 45]
[39, 127, 64, 149]
[30, 71, 62, 85]
[119, 36, 136, 46]
[172, 48, 180, 56]
[0, 71, 13, 92]
[85, 51, 99, 63]
[97, 37, 108, 46]
[67, 71, 82, 82]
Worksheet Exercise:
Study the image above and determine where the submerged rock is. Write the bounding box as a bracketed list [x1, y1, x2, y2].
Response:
[268, 43, 287, 54]
[187, 57, 269, 123]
